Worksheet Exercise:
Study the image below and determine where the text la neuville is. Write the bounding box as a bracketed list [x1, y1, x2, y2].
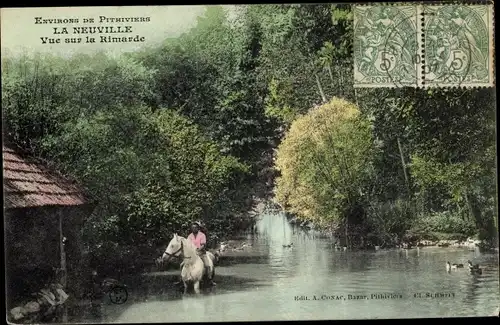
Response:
[53, 26, 133, 34]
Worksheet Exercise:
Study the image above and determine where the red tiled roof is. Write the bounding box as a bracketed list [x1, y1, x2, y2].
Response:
[3, 145, 89, 209]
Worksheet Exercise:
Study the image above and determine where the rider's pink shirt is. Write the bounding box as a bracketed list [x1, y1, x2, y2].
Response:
[188, 232, 206, 249]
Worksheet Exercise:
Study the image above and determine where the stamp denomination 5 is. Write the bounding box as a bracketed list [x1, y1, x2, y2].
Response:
[354, 3, 494, 88]
[354, 5, 421, 88]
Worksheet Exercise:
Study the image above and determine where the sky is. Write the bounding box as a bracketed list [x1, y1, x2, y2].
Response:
[1, 5, 213, 57]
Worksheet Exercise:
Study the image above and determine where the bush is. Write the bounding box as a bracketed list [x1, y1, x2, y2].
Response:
[411, 211, 476, 237]
[365, 199, 415, 246]
[274, 97, 374, 225]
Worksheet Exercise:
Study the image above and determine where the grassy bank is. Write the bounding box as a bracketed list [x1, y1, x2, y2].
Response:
[289, 198, 497, 250]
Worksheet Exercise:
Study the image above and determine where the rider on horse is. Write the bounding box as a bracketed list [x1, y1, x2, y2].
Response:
[175, 221, 216, 286]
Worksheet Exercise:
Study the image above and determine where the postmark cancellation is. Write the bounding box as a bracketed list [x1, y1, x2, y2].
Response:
[353, 3, 495, 88]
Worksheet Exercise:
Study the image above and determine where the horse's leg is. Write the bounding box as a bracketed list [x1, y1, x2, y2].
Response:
[183, 281, 188, 295]
[205, 266, 210, 281]
[193, 281, 200, 294]
[201, 254, 214, 286]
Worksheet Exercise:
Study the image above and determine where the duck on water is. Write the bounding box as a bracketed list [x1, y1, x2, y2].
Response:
[445, 260, 483, 275]
[446, 261, 464, 272]
[332, 241, 347, 251]
[218, 241, 252, 252]
[467, 260, 483, 275]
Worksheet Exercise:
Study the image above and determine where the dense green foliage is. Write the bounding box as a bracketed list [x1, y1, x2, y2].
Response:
[275, 98, 374, 229]
[2, 3, 497, 261]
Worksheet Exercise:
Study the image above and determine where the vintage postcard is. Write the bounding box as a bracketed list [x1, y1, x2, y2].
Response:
[2, 2, 498, 323]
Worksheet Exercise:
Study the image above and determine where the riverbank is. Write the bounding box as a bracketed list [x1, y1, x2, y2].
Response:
[280, 209, 498, 251]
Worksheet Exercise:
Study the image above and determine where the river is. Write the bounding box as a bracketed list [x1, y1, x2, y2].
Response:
[78, 212, 499, 322]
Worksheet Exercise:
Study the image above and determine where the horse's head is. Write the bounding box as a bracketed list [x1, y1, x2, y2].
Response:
[162, 233, 184, 263]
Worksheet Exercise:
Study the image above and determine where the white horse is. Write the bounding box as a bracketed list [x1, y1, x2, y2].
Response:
[161, 233, 215, 294]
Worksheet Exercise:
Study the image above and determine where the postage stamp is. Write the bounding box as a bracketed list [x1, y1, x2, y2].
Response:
[423, 5, 495, 87]
[353, 5, 422, 88]
[354, 3, 495, 88]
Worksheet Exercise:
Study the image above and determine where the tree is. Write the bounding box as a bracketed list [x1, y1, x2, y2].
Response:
[274, 97, 374, 235]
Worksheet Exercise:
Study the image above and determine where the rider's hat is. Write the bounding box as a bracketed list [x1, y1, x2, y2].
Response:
[192, 220, 202, 227]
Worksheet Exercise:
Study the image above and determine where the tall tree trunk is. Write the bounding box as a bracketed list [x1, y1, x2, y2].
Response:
[465, 189, 474, 222]
[315, 73, 327, 103]
[397, 137, 411, 197]
[448, 158, 463, 214]
[345, 216, 349, 249]
[336, 59, 344, 96]
[326, 64, 335, 87]
[465, 188, 481, 226]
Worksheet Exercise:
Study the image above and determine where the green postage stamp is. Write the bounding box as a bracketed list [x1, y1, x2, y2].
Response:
[353, 3, 495, 88]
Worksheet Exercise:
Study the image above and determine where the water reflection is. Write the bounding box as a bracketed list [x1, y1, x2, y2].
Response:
[80, 212, 499, 322]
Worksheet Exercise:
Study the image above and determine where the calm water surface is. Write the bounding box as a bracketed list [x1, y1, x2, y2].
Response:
[81, 213, 499, 322]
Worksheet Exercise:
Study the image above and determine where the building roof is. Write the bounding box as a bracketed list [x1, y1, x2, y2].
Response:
[3, 144, 90, 209]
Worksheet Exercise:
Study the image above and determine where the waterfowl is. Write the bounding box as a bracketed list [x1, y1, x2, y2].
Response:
[401, 243, 412, 249]
[283, 243, 293, 248]
[446, 261, 464, 271]
[467, 260, 483, 274]
[241, 242, 252, 248]
[467, 260, 480, 269]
